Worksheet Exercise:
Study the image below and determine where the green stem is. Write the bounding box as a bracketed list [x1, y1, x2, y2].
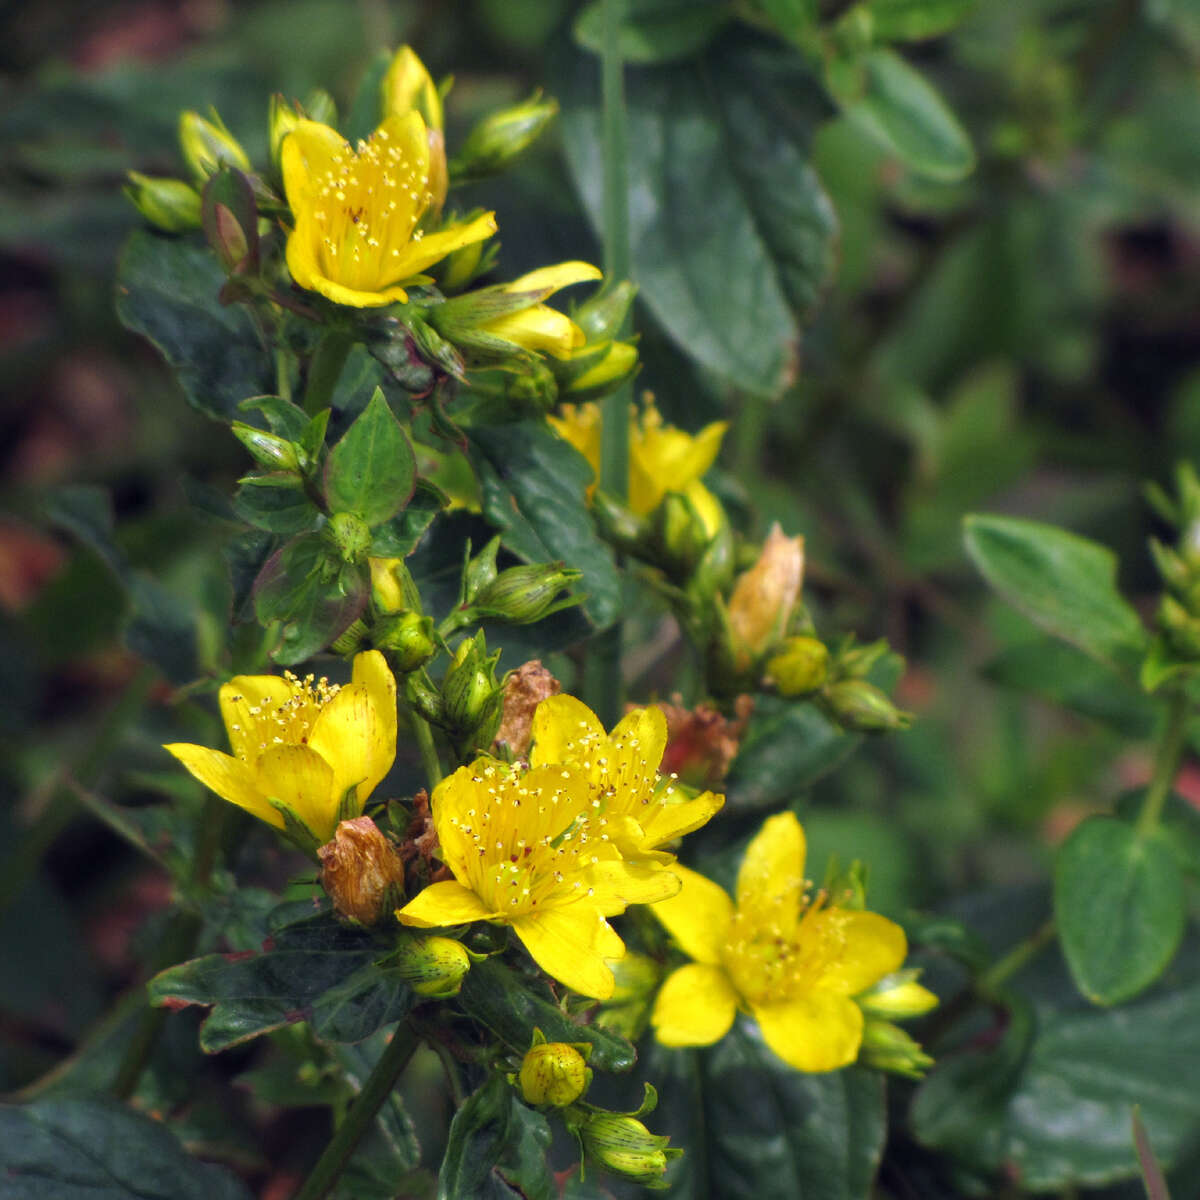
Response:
[293, 1023, 420, 1200]
[276, 345, 294, 401]
[1136, 691, 1190, 839]
[410, 708, 445, 791]
[733, 391, 767, 482]
[978, 918, 1056, 996]
[304, 328, 354, 417]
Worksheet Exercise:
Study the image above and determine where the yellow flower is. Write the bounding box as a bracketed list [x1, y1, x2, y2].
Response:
[164, 651, 397, 846]
[548, 398, 727, 516]
[396, 756, 679, 1000]
[281, 115, 495, 308]
[650, 812, 907, 1072]
[529, 694, 723, 860]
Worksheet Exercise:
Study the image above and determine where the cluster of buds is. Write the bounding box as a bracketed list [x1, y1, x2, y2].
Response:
[855, 969, 939, 1078]
[1144, 462, 1200, 689]
[817, 636, 913, 733]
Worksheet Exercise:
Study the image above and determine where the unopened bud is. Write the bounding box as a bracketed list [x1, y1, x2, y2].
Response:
[327, 511, 372, 563]
[389, 934, 472, 998]
[319, 816, 405, 925]
[369, 555, 422, 615]
[858, 1019, 934, 1079]
[767, 636, 829, 696]
[461, 536, 501, 604]
[858, 970, 939, 1019]
[442, 632, 504, 740]
[579, 1111, 681, 1185]
[382, 45, 443, 129]
[473, 562, 582, 624]
[123, 172, 201, 232]
[451, 92, 558, 182]
[726, 524, 805, 667]
[656, 491, 717, 578]
[1159, 594, 1200, 658]
[572, 280, 637, 343]
[269, 94, 301, 171]
[825, 679, 912, 732]
[555, 339, 639, 403]
[179, 109, 251, 181]
[232, 422, 301, 471]
[375, 610, 436, 671]
[518, 1036, 591, 1107]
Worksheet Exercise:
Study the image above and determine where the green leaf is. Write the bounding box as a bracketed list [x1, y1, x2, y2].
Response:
[239, 394, 311, 441]
[368, 480, 445, 557]
[867, 0, 979, 41]
[558, 36, 836, 396]
[456, 956, 636, 1073]
[437, 1075, 553, 1200]
[234, 475, 322, 535]
[1114, 790, 1200, 880]
[0, 1095, 252, 1199]
[648, 1030, 886, 1198]
[148, 906, 413, 1052]
[837, 48, 974, 182]
[468, 420, 620, 628]
[1054, 816, 1185, 1006]
[324, 387, 416, 527]
[964, 513, 1149, 674]
[574, 0, 731, 65]
[115, 230, 273, 421]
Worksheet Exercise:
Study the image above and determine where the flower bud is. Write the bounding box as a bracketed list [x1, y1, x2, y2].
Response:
[442, 632, 504, 742]
[451, 92, 559, 182]
[123, 172, 202, 232]
[766, 636, 829, 696]
[370, 556, 421, 615]
[472, 563, 583, 624]
[179, 109, 251, 181]
[327, 511, 372, 563]
[319, 816, 405, 925]
[492, 660, 561, 758]
[518, 1038, 591, 1107]
[824, 679, 912, 732]
[858, 1019, 935, 1079]
[726, 524, 805, 668]
[374, 610, 437, 672]
[572, 280, 637, 343]
[858, 970, 939, 1019]
[382, 45, 443, 129]
[232, 422, 301, 472]
[268, 94, 300, 172]
[461, 536, 501, 604]
[579, 1112, 681, 1186]
[553, 339, 639, 403]
[655, 488, 723, 579]
[1159, 594, 1200, 658]
[389, 934, 473, 998]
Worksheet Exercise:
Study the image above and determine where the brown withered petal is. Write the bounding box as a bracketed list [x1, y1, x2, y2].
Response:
[657, 694, 754, 790]
[727, 524, 805, 665]
[319, 816, 405, 925]
[492, 660, 561, 758]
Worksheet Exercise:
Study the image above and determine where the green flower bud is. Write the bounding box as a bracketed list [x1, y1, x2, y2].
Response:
[442, 632, 504, 742]
[268, 94, 300, 172]
[232, 422, 301, 472]
[858, 1018, 935, 1079]
[461, 536, 501, 605]
[767, 636, 829, 696]
[374, 610, 437, 672]
[579, 1112, 681, 1186]
[824, 679, 912, 732]
[370, 556, 423, 616]
[451, 92, 559, 182]
[472, 563, 583, 624]
[1149, 537, 1191, 594]
[390, 934, 472, 998]
[179, 109, 251, 181]
[591, 491, 651, 556]
[572, 280, 637, 343]
[857, 969, 939, 1019]
[327, 512, 372, 563]
[554, 339, 639, 403]
[123, 172, 202, 232]
[518, 1038, 592, 1108]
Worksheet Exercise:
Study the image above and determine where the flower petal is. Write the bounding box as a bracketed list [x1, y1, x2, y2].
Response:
[586, 860, 681, 908]
[390, 210, 498, 282]
[814, 910, 907, 996]
[639, 788, 724, 850]
[163, 743, 281, 828]
[650, 864, 733, 965]
[505, 261, 602, 296]
[547, 403, 602, 479]
[218, 675, 295, 764]
[255, 743, 337, 843]
[512, 906, 625, 1000]
[736, 811, 804, 938]
[306, 682, 375, 811]
[529, 693, 605, 768]
[481, 305, 584, 359]
[652, 962, 738, 1047]
[281, 119, 350, 205]
[397, 880, 495, 927]
[752, 992, 864, 1073]
[352, 650, 397, 798]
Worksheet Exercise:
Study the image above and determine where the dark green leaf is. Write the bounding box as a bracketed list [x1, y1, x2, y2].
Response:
[1054, 816, 1184, 1006]
[457, 957, 636, 1072]
[574, 0, 731, 65]
[469, 420, 620, 628]
[368, 480, 446, 557]
[125, 573, 199, 684]
[838, 49, 975, 182]
[964, 513, 1149, 673]
[226, 528, 279, 620]
[253, 533, 332, 623]
[270, 565, 367, 666]
[324, 387, 416, 526]
[233, 475, 322, 535]
[867, 0, 979, 41]
[1114, 790, 1200, 880]
[115, 230, 273, 421]
[0, 1095, 252, 1199]
[438, 1075, 553, 1200]
[44, 484, 128, 581]
[239, 394, 312, 441]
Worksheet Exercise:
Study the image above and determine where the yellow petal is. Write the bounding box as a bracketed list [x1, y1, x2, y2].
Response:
[505, 261, 602, 296]
[736, 811, 804, 938]
[353, 649, 397, 798]
[587, 860, 682, 908]
[547, 403, 602, 479]
[163, 743, 281, 828]
[608, 704, 668, 785]
[390, 210, 498, 282]
[280, 119, 349, 206]
[752, 992, 864, 1073]
[293, 266, 413, 308]
[381, 45, 442, 129]
[652, 962, 738, 1047]
[218, 675, 295, 764]
[397, 880, 495, 927]
[255, 743, 337, 843]
[529, 693, 605, 768]
[512, 906, 625, 1000]
[683, 480, 725, 540]
[305, 682, 375, 811]
[813, 910, 907, 996]
[651, 864, 733, 965]
[639, 788, 725, 851]
[482, 305, 585, 359]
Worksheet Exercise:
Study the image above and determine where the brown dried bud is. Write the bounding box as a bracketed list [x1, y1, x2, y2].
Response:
[727, 524, 805, 667]
[319, 816, 405, 925]
[657, 694, 753, 789]
[492, 660, 561, 758]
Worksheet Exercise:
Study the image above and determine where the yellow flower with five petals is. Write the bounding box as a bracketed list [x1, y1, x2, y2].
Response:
[164, 651, 397, 846]
[281, 114, 495, 308]
[651, 812, 908, 1072]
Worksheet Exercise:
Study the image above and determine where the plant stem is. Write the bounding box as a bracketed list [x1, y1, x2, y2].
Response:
[304, 328, 354, 416]
[276, 345, 294, 401]
[978, 918, 1057, 996]
[410, 708, 445, 791]
[733, 390, 767, 482]
[293, 1023, 420, 1200]
[1136, 691, 1190, 839]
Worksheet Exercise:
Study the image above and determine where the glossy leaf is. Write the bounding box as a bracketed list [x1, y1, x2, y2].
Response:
[324, 387, 416, 527]
[964, 513, 1149, 673]
[867, 0, 979, 41]
[1054, 816, 1184, 1006]
[233, 475, 321, 535]
[574, 0, 730, 65]
[0, 1095, 252, 1199]
[115, 230, 273, 422]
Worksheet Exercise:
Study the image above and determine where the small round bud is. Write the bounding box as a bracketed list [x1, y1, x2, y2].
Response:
[390, 935, 472, 998]
[767, 636, 829, 696]
[518, 1041, 591, 1108]
[825, 679, 912, 732]
[473, 563, 582, 624]
[858, 971, 939, 1020]
[726, 524, 805, 667]
[178, 109, 250, 181]
[319, 817, 405, 925]
[123, 172, 202, 233]
[374, 611, 437, 672]
[327, 512, 372, 563]
[579, 1112, 681, 1185]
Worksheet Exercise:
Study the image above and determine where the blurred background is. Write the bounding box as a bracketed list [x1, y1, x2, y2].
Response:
[2, 0, 1199, 1190]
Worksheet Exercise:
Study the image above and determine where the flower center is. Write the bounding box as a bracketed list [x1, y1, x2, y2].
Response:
[228, 672, 339, 761]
